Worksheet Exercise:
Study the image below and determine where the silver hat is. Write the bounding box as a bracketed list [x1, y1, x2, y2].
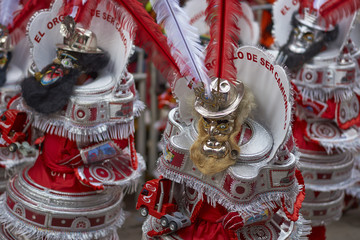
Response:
[194, 78, 244, 119]
[295, 8, 336, 31]
[56, 16, 103, 54]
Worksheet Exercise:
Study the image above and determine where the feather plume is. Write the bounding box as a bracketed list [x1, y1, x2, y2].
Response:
[150, 0, 211, 92]
[113, 0, 182, 86]
[8, 0, 52, 46]
[0, 0, 20, 26]
[299, 0, 315, 14]
[58, 0, 101, 29]
[319, 0, 360, 27]
[205, 0, 242, 84]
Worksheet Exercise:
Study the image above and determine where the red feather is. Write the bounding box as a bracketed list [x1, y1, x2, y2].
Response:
[8, 0, 52, 46]
[319, 0, 360, 27]
[205, 0, 242, 84]
[298, 0, 315, 14]
[113, 0, 182, 86]
[58, 0, 101, 29]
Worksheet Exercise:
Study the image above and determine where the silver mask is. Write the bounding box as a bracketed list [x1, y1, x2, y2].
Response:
[288, 24, 325, 54]
[201, 116, 236, 159]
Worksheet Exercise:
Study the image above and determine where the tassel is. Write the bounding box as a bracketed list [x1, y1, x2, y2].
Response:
[205, 0, 242, 84]
[150, 0, 211, 92]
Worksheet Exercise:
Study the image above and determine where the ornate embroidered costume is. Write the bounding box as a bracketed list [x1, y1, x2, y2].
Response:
[0, 0, 145, 239]
[0, 0, 53, 195]
[134, 0, 308, 239]
[273, 0, 360, 238]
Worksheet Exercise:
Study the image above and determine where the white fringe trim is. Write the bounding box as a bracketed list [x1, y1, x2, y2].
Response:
[158, 163, 300, 217]
[320, 138, 360, 154]
[17, 100, 136, 143]
[346, 186, 360, 199]
[133, 100, 146, 118]
[31, 115, 135, 143]
[298, 85, 359, 103]
[0, 157, 35, 171]
[111, 154, 146, 195]
[0, 194, 125, 240]
[304, 168, 360, 192]
[286, 215, 312, 240]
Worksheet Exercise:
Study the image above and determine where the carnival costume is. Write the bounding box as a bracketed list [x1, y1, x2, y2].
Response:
[0, 0, 53, 194]
[0, 0, 146, 239]
[273, 0, 360, 238]
[133, 0, 308, 239]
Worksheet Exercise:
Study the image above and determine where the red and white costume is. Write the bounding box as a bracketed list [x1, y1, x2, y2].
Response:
[0, 0, 145, 239]
[0, 0, 54, 194]
[139, 46, 309, 240]
[273, 0, 360, 238]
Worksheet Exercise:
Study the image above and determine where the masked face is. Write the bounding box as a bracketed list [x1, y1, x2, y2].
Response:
[276, 18, 332, 72]
[22, 62, 80, 114]
[190, 114, 240, 175]
[201, 117, 235, 158]
[40, 65, 65, 86]
[287, 24, 325, 54]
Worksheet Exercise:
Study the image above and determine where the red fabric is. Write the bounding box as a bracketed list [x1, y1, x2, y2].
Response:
[129, 135, 138, 170]
[292, 117, 327, 153]
[308, 225, 326, 240]
[177, 202, 237, 240]
[28, 134, 129, 193]
[297, 98, 336, 120]
[28, 134, 93, 192]
[281, 169, 305, 221]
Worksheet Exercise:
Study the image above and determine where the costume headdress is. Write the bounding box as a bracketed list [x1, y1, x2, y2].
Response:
[136, 2, 305, 237]
[0, 0, 53, 86]
[21, 0, 136, 115]
[22, 14, 110, 114]
[149, 0, 245, 111]
[274, 0, 360, 72]
[274, 0, 360, 48]
[149, 0, 248, 174]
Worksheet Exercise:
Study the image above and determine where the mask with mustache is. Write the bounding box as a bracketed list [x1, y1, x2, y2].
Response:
[276, 14, 338, 72]
[190, 114, 241, 175]
[21, 49, 109, 114]
[21, 62, 80, 114]
[190, 79, 254, 175]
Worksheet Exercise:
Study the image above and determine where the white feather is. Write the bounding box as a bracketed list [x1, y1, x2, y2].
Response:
[150, 0, 211, 93]
[0, 0, 20, 26]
